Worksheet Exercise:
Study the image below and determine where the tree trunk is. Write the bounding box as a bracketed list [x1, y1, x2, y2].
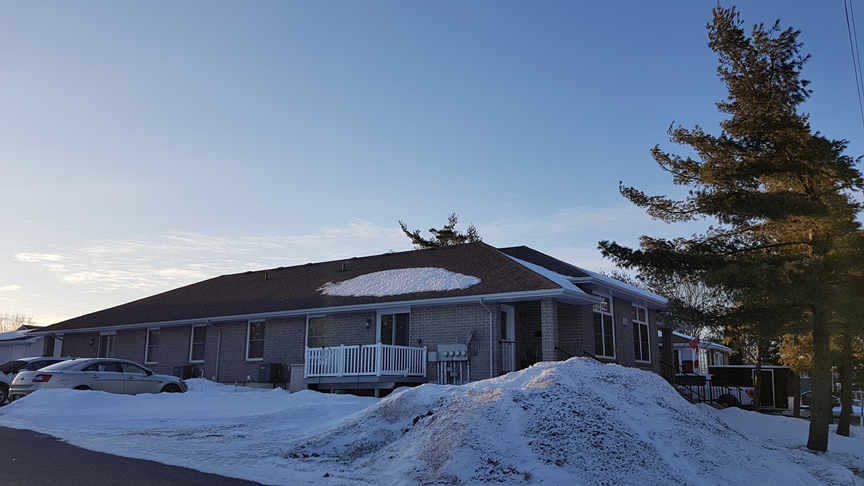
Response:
[837, 331, 853, 437]
[807, 307, 831, 451]
[753, 341, 762, 412]
[792, 371, 801, 418]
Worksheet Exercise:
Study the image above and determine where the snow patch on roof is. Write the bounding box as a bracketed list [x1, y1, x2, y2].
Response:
[318, 267, 481, 297]
[0, 330, 31, 342]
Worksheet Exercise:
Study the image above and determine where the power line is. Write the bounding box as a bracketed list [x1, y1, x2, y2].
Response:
[844, 0, 864, 136]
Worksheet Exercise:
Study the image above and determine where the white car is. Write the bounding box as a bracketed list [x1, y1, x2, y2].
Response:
[0, 356, 70, 404]
[10, 358, 187, 401]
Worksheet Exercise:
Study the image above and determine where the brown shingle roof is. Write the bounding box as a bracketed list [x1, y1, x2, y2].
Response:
[41, 242, 571, 332]
[497, 246, 590, 278]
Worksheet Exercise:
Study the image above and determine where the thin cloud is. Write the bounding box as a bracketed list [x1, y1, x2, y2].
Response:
[12, 220, 409, 295]
[10, 214, 709, 298]
[0, 285, 21, 292]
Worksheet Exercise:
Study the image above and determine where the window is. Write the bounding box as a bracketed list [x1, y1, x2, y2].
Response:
[190, 326, 207, 362]
[632, 305, 650, 363]
[307, 317, 326, 348]
[24, 359, 65, 372]
[145, 329, 160, 364]
[246, 321, 265, 360]
[378, 313, 409, 346]
[120, 362, 149, 375]
[593, 294, 615, 358]
[83, 362, 119, 373]
[98, 334, 115, 358]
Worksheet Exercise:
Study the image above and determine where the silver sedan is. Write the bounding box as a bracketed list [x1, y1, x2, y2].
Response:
[10, 358, 187, 400]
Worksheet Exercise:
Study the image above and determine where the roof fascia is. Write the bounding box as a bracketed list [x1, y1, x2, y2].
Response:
[565, 277, 667, 309]
[670, 341, 732, 352]
[0, 337, 39, 344]
[30, 288, 603, 336]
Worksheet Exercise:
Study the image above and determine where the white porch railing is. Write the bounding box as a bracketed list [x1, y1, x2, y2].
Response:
[305, 344, 427, 378]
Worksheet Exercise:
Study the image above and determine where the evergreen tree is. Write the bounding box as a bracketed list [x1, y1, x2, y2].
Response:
[399, 212, 482, 249]
[598, 6, 863, 451]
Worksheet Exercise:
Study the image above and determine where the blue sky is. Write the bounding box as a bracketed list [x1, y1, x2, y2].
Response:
[2, 1, 862, 324]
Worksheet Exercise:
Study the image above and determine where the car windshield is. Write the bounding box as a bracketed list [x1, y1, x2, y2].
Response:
[39, 360, 86, 371]
[0, 360, 25, 374]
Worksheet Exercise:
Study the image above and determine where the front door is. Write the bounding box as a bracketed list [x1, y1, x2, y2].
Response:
[501, 305, 515, 372]
[379, 313, 410, 346]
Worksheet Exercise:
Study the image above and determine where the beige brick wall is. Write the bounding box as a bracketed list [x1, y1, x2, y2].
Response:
[411, 302, 497, 382]
[53, 296, 663, 387]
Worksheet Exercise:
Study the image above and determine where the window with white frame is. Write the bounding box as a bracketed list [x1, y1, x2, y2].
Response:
[189, 325, 207, 362]
[246, 321, 265, 360]
[145, 328, 160, 363]
[98, 333, 115, 358]
[593, 293, 615, 358]
[632, 305, 650, 362]
[307, 317, 326, 348]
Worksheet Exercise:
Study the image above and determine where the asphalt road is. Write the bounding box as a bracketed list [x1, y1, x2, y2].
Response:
[0, 426, 264, 486]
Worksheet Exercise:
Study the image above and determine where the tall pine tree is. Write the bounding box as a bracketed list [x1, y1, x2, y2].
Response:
[598, 6, 863, 451]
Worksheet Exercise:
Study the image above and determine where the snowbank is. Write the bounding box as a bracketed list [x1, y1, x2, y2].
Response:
[1, 359, 861, 485]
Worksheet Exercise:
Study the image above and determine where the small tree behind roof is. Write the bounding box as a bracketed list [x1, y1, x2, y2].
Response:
[399, 212, 482, 249]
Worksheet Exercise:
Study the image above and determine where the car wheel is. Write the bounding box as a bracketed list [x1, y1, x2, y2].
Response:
[717, 394, 740, 408]
[160, 384, 181, 393]
[73, 386, 92, 391]
[0, 384, 8, 405]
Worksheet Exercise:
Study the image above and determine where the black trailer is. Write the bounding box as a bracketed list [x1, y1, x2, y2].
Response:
[708, 365, 794, 409]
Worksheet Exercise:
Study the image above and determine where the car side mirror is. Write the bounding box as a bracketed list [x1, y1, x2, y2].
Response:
[146, 370, 153, 376]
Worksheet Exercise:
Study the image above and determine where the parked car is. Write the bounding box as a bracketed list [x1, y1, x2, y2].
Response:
[801, 391, 842, 408]
[0, 357, 71, 405]
[9, 358, 187, 401]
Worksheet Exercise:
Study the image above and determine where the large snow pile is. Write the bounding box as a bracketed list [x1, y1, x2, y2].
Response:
[318, 267, 481, 297]
[1, 359, 862, 485]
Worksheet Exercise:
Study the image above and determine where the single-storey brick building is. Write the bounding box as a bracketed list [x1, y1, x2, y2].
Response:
[33, 242, 669, 395]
